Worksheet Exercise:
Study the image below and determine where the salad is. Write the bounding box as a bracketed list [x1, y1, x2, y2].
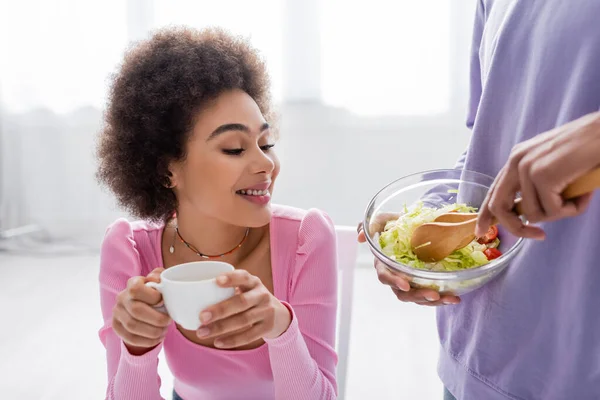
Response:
[379, 202, 502, 271]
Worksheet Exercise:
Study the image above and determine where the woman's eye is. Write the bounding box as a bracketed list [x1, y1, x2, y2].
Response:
[222, 144, 273, 155]
[222, 148, 244, 155]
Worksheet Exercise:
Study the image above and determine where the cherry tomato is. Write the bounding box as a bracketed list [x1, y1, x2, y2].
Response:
[478, 225, 499, 244]
[484, 248, 502, 260]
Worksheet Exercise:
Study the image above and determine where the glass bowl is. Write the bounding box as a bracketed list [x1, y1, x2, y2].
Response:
[363, 169, 525, 296]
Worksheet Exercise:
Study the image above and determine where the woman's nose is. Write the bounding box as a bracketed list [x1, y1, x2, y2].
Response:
[251, 146, 275, 174]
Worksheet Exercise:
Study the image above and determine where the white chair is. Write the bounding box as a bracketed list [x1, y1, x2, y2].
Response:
[335, 225, 359, 400]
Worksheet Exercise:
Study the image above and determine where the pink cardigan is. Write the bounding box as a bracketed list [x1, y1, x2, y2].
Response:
[98, 204, 338, 399]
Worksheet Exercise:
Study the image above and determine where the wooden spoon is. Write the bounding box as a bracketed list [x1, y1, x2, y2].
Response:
[434, 212, 478, 249]
[411, 166, 600, 262]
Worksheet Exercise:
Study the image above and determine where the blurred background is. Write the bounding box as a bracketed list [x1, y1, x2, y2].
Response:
[0, 0, 477, 398]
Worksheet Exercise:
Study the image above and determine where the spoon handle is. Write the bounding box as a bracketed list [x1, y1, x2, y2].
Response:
[486, 167, 600, 227]
[562, 167, 600, 199]
[509, 167, 600, 217]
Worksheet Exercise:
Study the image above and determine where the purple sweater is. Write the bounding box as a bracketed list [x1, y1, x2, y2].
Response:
[437, 1, 600, 399]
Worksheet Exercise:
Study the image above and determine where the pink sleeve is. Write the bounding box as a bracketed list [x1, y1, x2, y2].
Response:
[98, 219, 164, 400]
[264, 209, 338, 399]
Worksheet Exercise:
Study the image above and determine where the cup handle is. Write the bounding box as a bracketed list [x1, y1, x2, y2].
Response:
[145, 281, 168, 314]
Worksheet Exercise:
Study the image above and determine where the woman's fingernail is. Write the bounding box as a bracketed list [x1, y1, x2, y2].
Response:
[425, 295, 437, 302]
[197, 327, 209, 337]
[214, 339, 224, 347]
[216, 276, 228, 285]
[200, 312, 212, 323]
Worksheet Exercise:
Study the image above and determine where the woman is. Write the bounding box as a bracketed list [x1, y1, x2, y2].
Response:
[96, 27, 338, 400]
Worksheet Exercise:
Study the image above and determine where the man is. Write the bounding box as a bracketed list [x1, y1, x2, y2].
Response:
[359, 1, 600, 399]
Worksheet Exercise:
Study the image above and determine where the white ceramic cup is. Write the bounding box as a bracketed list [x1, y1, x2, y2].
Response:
[145, 261, 235, 330]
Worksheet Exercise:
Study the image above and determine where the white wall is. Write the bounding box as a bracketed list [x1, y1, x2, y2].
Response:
[275, 105, 471, 223]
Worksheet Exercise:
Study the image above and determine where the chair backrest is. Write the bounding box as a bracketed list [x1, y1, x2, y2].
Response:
[335, 225, 359, 400]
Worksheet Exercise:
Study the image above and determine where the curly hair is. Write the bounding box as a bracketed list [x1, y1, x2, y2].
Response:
[96, 26, 273, 222]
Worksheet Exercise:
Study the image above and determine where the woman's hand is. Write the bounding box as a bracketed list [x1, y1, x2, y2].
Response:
[112, 268, 172, 355]
[196, 270, 292, 349]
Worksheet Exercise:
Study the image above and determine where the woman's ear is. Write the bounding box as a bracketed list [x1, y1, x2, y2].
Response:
[165, 162, 180, 189]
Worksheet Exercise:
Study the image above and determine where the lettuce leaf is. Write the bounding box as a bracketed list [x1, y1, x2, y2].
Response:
[379, 202, 495, 271]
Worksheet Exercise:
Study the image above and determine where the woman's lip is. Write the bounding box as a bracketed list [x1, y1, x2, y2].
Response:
[237, 192, 271, 206]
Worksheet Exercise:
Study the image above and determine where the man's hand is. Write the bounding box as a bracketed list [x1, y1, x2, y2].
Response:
[476, 111, 600, 238]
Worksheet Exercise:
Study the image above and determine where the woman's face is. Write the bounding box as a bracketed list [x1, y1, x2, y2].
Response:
[169, 89, 280, 228]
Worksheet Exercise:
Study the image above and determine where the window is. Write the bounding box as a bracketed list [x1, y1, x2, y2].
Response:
[0, 0, 127, 113]
[153, 0, 284, 102]
[320, 0, 451, 116]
